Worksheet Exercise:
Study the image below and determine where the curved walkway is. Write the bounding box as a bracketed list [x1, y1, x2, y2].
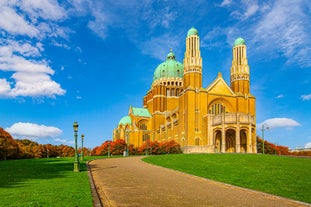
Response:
[89, 156, 310, 207]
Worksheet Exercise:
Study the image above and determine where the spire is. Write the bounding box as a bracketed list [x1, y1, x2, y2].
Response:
[230, 37, 250, 94]
[183, 27, 202, 89]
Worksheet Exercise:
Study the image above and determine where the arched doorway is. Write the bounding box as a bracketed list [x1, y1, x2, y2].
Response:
[240, 130, 247, 153]
[214, 130, 221, 152]
[195, 138, 200, 146]
[225, 129, 236, 153]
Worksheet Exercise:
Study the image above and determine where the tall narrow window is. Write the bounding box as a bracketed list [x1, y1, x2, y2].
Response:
[195, 138, 200, 146]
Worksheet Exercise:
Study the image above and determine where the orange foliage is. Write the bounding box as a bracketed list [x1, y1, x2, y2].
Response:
[0, 127, 18, 160]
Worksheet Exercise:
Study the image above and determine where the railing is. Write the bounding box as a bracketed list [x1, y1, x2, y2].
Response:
[211, 113, 255, 126]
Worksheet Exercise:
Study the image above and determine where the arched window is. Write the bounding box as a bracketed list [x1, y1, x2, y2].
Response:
[166, 88, 170, 96]
[142, 133, 150, 141]
[171, 89, 175, 96]
[139, 123, 147, 130]
[209, 103, 226, 115]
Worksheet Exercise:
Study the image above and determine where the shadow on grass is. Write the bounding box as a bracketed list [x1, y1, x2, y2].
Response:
[0, 157, 88, 188]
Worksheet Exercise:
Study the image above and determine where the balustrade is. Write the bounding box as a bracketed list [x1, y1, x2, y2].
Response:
[211, 113, 255, 126]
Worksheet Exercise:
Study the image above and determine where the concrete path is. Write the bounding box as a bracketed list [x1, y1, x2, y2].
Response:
[89, 156, 310, 207]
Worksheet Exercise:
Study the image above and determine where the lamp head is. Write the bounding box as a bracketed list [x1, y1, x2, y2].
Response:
[81, 134, 85, 140]
[73, 122, 79, 132]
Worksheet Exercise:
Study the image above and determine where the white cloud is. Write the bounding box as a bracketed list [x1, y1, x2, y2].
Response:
[0, 6, 39, 37]
[276, 94, 284, 99]
[220, 0, 232, 7]
[301, 93, 311, 101]
[20, 0, 67, 21]
[0, 41, 65, 97]
[258, 118, 301, 130]
[0, 79, 11, 93]
[230, 0, 259, 20]
[87, 1, 109, 39]
[0, 0, 68, 98]
[54, 138, 67, 143]
[5, 122, 62, 139]
[10, 72, 65, 98]
[305, 142, 311, 149]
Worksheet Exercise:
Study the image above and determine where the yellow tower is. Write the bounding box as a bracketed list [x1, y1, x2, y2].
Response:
[230, 37, 250, 94]
[180, 27, 204, 147]
[183, 27, 202, 89]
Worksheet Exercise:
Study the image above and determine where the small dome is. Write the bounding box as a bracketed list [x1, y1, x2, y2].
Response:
[118, 116, 132, 125]
[234, 37, 245, 46]
[187, 27, 198, 37]
[153, 50, 184, 82]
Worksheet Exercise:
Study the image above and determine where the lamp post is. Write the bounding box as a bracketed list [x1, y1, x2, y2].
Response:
[261, 123, 269, 155]
[146, 140, 149, 156]
[73, 122, 80, 172]
[108, 141, 110, 158]
[275, 142, 278, 155]
[125, 130, 131, 156]
[81, 134, 84, 161]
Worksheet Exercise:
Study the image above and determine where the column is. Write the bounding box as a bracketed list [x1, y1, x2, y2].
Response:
[247, 124, 252, 153]
[235, 128, 240, 153]
[235, 113, 240, 153]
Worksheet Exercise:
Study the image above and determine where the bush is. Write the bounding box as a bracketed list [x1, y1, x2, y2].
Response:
[92, 139, 182, 156]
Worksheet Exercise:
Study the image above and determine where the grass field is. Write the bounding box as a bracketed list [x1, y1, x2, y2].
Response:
[143, 154, 311, 204]
[0, 156, 103, 207]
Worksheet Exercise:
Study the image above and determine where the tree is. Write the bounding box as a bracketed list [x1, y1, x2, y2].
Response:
[0, 128, 18, 160]
[110, 139, 126, 155]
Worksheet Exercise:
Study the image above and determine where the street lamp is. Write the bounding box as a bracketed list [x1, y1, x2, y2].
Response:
[145, 138, 149, 156]
[261, 123, 269, 155]
[73, 121, 80, 172]
[108, 141, 111, 158]
[81, 134, 84, 161]
[125, 130, 130, 156]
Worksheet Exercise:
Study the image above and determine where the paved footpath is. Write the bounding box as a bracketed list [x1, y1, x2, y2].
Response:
[89, 156, 310, 207]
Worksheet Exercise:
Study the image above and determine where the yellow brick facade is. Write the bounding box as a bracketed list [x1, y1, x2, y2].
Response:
[113, 28, 257, 153]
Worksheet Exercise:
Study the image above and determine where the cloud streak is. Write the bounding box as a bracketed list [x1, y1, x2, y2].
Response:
[208, 1, 311, 68]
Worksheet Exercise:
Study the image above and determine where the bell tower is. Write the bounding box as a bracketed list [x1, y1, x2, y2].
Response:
[230, 37, 250, 94]
[183, 27, 202, 89]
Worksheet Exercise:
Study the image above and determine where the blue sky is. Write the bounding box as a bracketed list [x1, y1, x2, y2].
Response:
[0, 0, 310, 150]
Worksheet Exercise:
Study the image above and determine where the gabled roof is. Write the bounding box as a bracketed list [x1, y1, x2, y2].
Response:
[206, 72, 235, 96]
[129, 106, 151, 117]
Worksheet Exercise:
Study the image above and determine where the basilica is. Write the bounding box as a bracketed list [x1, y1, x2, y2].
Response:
[113, 27, 257, 153]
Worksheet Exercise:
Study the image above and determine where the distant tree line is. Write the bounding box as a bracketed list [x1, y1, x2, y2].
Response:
[1, 127, 310, 160]
[0, 128, 90, 160]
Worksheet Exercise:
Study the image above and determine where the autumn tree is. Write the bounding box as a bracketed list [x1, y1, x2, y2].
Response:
[110, 139, 126, 155]
[0, 128, 18, 160]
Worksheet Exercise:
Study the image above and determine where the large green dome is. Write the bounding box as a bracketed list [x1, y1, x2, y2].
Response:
[118, 116, 132, 125]
[234, 37, 245, 46]
[153, 51, 184, 82]
[187, 27, 198, 36]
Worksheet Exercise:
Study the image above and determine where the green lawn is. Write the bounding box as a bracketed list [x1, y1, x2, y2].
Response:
[143, 154, 311, 204]
[0, 156, 104, 207]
